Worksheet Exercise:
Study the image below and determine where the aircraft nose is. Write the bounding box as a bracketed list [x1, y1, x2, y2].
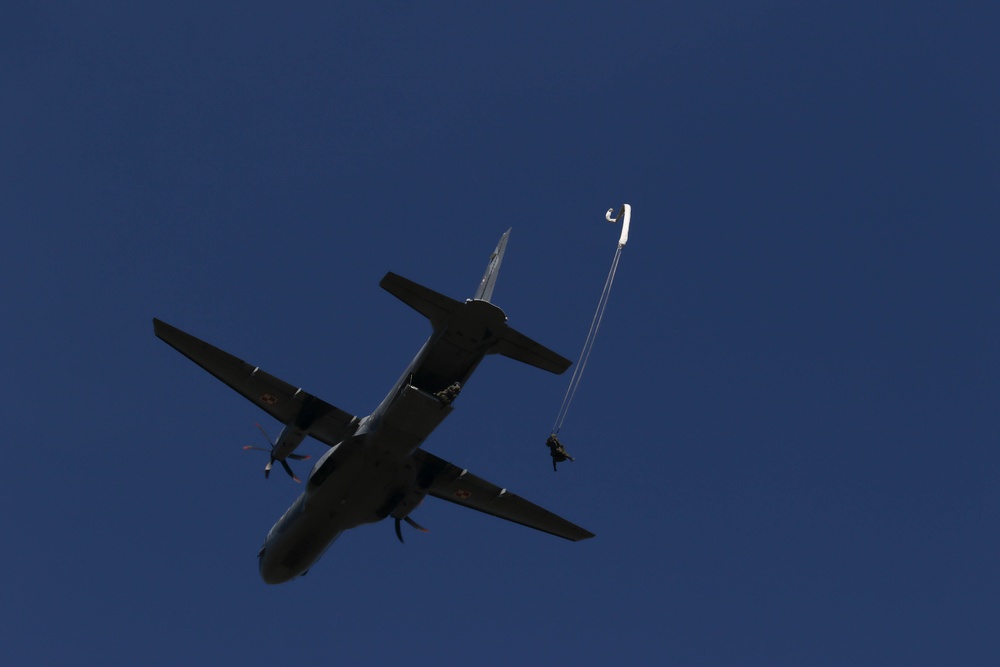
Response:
[260, 566, 288, 584]
[258, 544, 296, 585]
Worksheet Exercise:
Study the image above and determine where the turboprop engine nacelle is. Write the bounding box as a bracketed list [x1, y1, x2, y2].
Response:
[272, 423, 308, 460]
[389, 484, 431, 543]
[390, 484, 429, 521]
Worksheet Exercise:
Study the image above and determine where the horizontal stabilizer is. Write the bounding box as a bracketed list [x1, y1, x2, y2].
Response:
[493, 327, 572, 375]
[380, 272, 462, 330]
[380, 270, 570, 375]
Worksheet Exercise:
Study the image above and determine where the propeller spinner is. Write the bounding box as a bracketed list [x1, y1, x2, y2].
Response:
[243, 423, 311, 483]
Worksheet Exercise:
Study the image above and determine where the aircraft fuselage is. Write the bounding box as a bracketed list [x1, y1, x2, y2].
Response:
[154, 230, 589, 585]
[257, 299, 505, 583]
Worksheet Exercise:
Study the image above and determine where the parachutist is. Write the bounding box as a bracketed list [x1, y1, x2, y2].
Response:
[546, 434, 574, 471]
[435, 382, 462, 405]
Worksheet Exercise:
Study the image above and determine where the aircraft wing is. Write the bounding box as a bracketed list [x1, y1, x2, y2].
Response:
[413, 449, 594, 541]
[153, 319, 358, 447]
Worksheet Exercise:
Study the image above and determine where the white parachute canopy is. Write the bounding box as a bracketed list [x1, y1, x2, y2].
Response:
[551, 204, 631, 435]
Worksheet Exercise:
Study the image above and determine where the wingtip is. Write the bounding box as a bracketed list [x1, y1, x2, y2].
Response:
[152, 317, 166, 337]
[152, 317, 174, 332]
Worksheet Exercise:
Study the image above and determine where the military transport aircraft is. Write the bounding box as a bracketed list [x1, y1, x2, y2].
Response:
[153, 230, 594, 584]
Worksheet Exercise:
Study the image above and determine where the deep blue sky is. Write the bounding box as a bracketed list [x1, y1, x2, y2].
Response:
[4, 2, 999, 665]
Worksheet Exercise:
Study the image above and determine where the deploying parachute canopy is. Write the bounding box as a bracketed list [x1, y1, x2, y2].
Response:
[551, 204, 631, 438]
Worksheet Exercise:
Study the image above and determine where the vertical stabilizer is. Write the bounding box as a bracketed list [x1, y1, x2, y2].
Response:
[473, 229, 510, 302]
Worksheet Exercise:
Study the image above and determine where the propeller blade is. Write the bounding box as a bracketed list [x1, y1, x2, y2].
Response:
[247, 424, 308, 483]
[395, 515, 428, 543]
[280, 459, 302, 483]
[254, 423, 275, 446]
[404, 516, 429, 533]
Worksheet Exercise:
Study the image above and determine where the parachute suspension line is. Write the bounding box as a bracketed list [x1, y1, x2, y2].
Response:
[551, 205, 631, 435]
[551, 244, 622, 434]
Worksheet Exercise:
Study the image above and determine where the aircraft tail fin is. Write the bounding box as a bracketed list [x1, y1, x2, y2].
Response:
[475, 228, 570, 373]
[379, 228, 510, 324]
[380, 228, 570, 376]
[473, 228, 510, 302]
